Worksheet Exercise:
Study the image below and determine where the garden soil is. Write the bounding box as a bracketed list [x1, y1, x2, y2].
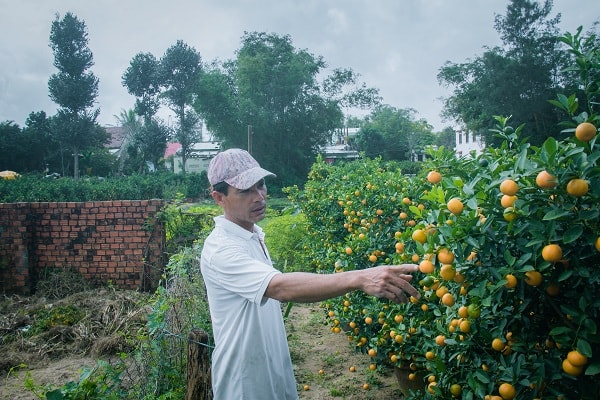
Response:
[0, 291, 402, 399]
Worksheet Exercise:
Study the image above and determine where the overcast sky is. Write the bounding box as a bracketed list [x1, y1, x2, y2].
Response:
[0, 1, 597, 132]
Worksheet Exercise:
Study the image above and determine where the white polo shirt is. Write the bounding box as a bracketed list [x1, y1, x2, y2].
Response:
[200, 216, 298, 400]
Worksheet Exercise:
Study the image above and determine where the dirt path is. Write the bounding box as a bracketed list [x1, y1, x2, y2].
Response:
[287, 303, 402, 399]
[0, 356, 97, 400]
[1, 301, 401, 399]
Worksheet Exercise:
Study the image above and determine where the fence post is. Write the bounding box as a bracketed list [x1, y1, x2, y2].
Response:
[186, 328, 212, 400]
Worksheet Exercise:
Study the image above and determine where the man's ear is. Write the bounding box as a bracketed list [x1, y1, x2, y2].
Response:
[211, 190, 225, 205]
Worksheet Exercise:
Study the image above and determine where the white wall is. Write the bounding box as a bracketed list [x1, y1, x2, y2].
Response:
[455, 130, 484, 157]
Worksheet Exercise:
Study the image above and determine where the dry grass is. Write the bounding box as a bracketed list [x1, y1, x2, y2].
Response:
[286, 303, 402, 399]
[0, 277, 402, 399]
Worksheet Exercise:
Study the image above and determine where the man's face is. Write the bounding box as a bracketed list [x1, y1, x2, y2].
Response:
[212, 179, 268, 231]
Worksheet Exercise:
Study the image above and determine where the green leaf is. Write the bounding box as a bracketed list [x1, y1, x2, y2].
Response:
[548, 99, 567, 112]
[540, 137, 558, 164]
[577, 339, 592, 357]
[585, 362, 600, 376]
[473, 370, 490, 384]
[543, 209, 571, 221]
[408, 205, 421, 218]
[515, 145, 530, 171]
[579, 209, 599, 220]
[481, 296, 492, 307]
[45, 390, 65, 400]
[465, 236, 480, 249]
[562, 225, 583, 243]
[514, 252, 533, 268]
[503, 250, 516, 266]
[549, 326, 571, 336]
[558, 270, 573, 281]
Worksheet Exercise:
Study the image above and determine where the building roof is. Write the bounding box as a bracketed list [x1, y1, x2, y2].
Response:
[105, 126, 128, 150]
[164, 141, 221, 159]
[164, 142, 182, 158]
[321, 143, 359, 160]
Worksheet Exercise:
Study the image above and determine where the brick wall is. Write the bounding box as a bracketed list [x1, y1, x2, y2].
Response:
[0, 200, 166, 295]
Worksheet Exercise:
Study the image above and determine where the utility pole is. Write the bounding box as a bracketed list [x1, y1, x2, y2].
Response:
[247, 125, 253, 155]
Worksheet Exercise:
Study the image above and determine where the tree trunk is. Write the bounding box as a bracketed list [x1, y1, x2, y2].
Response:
[186, 329, 212, 400]
[73, 147, 80, 180]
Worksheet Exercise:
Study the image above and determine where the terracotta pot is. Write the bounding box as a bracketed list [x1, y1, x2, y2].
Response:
[394, 366, 426, 398]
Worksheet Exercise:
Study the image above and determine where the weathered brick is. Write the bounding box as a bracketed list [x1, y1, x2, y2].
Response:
[0, 200, 165, 294]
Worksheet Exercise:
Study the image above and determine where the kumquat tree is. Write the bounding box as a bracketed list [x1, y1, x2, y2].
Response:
[287, 28, 599, 399]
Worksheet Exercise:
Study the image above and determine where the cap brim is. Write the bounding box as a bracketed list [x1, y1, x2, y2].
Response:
[225, 167, 276, 190]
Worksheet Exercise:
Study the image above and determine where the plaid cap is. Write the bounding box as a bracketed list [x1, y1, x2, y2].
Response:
[208, 148, 276, 190]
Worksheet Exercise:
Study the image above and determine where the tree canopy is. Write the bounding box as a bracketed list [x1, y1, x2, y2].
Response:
[48, 12, 107, 179]
[353, 105, 438, 161]
[438, 0, 567, 146]
[194, 31, 381, 189]
[122, 41, 203, 173]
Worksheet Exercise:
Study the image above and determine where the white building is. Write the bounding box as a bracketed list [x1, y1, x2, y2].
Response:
[165, 141, 221, 174]
[321, 143, 359, 164]
[455, 129, 484, 157]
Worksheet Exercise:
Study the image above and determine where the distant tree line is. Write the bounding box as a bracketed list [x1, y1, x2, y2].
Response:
[438, 0, 599, 146]
[1, 1, 598, 187]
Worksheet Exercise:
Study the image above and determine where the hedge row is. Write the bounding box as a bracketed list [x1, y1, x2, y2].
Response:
[0, 172, 210, 203]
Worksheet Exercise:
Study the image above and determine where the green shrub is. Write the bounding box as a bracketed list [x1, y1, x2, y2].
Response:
[396, 160, 423, 176]
[26, 304, 85, 337]
[128, 246, 212, 400]
[158, 196, 220, 255]
[0, 171, 210, 202]
[263, 211, 308, 272]
[28, 360, 127, 400]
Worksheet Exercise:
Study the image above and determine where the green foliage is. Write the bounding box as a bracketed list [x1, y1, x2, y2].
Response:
[160, 40, 203, 174]
[124, 40, 202, 175]
[31, 360, 127, 400]
[438, 0, 570, 146]
[26, 304, 84, 336]
[22, 111, 60, 172]
[290, 29, 600, 398]
[159, 195, 220, 255]
[48, 12, 106, 180]
[194, 31, 380, 189]
[554, 25, 600, 124]
[396, 160, 423, 176]
[353, 105, 437, 161]
[0, 171, 210, 203]
[294, 121, 600, 398]
[130, 246, 212, 400]
[122, 54, 161, 119]
[263, 211, 308, 272]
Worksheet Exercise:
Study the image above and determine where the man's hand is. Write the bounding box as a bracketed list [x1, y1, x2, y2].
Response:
[360, 264, 421, 304]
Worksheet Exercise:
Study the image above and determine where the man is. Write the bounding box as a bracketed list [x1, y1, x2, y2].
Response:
[200, 148, 420, 400]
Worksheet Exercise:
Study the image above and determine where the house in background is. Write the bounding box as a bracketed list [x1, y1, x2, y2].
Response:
[105, 126, 128, 158]
[321, 126, 360, 163]
[321, 143, 359, 164]
[104, 125, 221, 174]
[165, 141, 221, 174]
[455, 129, 484, 157]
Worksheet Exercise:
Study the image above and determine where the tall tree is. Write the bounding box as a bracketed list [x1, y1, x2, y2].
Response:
[114, 109, 141, 174]
[354, 106, 436, 161]
[160, 40, 203, 173]
[0, 121, 23, 171]
[194, 32, 380, 188]
[438, 0, 565, 146]
[48, 12, 107, 179]
[122, 53, 170, 173]
[122, 53, 162, 121]
[436, 126, 457, 149]
[22, 111, 60, 173]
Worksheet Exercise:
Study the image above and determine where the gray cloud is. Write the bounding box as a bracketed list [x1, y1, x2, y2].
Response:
[0, 0, 596, 130]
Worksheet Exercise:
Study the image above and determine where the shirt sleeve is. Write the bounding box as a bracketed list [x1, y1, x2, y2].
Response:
[209, 239, 281, 304]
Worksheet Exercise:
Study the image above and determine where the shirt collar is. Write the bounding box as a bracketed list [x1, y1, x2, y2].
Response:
[214, 215, 264, 240]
